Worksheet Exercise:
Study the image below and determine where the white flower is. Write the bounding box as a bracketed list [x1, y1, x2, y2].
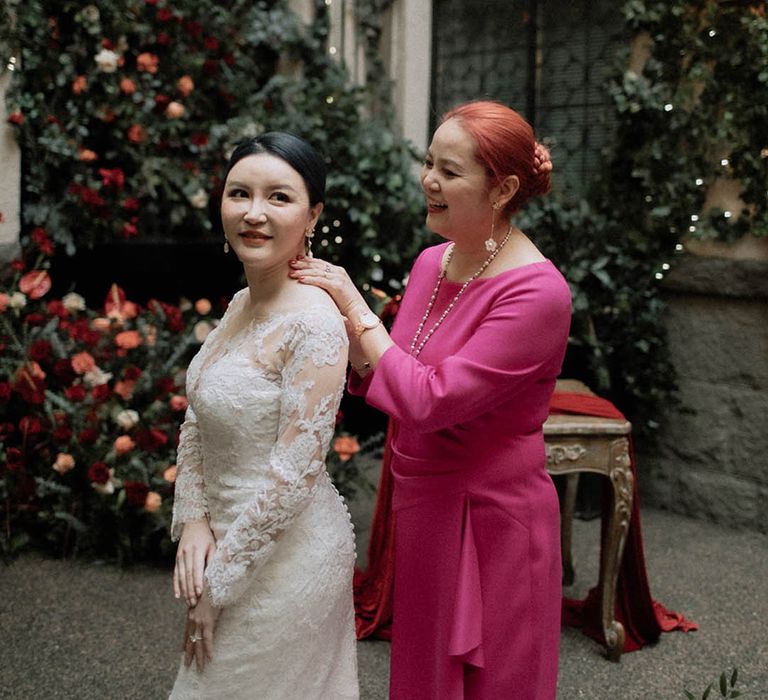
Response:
[9, 292, 27, 310]
[188, 189, 208, 209]
[62, 292, 86, 312]
[193, 320, 213, 343]
[83, 5, 100, 22]
[115, 409, 140, 430]
[84, 367, 113, 387]
[94, 48, 119, 73]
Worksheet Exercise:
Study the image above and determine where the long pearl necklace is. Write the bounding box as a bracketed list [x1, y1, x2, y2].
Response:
[409, 225, 513, 357]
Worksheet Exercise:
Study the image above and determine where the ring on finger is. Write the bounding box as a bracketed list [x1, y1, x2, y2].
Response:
[189, 633, 203, 643]
[324, 264, 331, 273]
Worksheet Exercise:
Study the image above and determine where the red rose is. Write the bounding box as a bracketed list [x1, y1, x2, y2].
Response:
[155, 377, 176, 396]
[53, 359, 77, 386]
[122, 197, 140, 211]
[79, 188, 105, 208]
[31, 227, 55, 256]
[184, 20, 203, 37]
[19, 415, 44, 435]
[121, 222, 138, 239]
[13, 375, 46, 405]
[53, 425, 73, 443]
[223, 53, 236, 67]
[191, 132, 208, 146]
[29, 339, 53, 363]
[203, 59, 219, 76]
[78, 428, 99, 445]
[7, 111, 25, 126]
[24, 313, 46, 327]
[0, 382, 12, 401]
[64, 385, 86, 402]
[88, 461, 110, 484]
[154, 94, 170, 111]
[68, 319, 101, 345]
[0, 422, 15, 439]
[124, 480, 149, 507]
[157, 7, 174, 20]
[46, 300, 69, 319]
[204, 36, 219, 51]
[4, 447, 24, 473]
[135, 428, 169, 452]
[91, 385, 111, 402]
[124, 366, 142, 381]
[98, 168, 125, 190]
[156, 31, 170, 46]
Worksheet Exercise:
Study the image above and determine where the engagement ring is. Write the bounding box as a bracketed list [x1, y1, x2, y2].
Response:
[189, 633, 202, 643]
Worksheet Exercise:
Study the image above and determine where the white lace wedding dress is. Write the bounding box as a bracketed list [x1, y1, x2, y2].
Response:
[169, 289, 359, 699]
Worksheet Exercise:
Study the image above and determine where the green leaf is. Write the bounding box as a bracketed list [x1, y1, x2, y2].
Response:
[719, 672, 727, 696]
[730, 668, 738, 688]
[703, 684, 712, 700]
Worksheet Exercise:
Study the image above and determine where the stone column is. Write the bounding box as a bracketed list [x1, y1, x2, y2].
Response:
[0, 68, 21, 266]
[387, 0, 432, 153]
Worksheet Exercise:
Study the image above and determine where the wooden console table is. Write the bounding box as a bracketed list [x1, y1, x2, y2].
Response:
[544, 380, 634, 661]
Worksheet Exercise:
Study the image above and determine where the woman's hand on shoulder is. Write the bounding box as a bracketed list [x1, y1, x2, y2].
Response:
[289, 255, 364, 317]
[174, 519, 216, 607]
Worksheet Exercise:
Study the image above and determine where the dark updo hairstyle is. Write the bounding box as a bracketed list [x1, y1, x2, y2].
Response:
[441, 101, 552, 213]
[223, 131, 326, 206]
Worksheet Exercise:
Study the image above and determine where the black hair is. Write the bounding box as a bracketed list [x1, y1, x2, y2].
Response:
[223, 131, 326, 206]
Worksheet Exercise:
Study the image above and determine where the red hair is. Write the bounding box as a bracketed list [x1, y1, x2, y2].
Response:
[441, 100, 551, 212]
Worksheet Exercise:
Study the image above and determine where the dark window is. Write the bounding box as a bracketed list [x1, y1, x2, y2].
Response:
[430, 0, 626, 196]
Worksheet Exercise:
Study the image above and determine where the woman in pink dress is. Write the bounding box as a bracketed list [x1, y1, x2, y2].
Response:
[292, 101, 571, 699]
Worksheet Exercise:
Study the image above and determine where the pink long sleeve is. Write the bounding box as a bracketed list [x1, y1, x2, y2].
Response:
[362, 270, 571, 433]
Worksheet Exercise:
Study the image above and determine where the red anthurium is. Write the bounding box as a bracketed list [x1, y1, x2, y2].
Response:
[19, 270, 52, 299]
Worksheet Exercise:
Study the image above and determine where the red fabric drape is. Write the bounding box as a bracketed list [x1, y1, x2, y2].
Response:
[353, 391, 697, 650]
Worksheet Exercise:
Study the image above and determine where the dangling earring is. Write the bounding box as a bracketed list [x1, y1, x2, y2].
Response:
[223, 238, 230, 254]
[304, 226, 315, 258]
[485, 203, 500, 252]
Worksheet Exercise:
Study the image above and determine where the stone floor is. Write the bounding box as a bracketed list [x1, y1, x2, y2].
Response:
[1, 493, 767, 699]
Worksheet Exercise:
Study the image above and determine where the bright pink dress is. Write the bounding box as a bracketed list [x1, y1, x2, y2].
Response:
[349, 243, 572, 700]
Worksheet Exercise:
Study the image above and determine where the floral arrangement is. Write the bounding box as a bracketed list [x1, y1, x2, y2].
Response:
[0, 239, 369, 562]
[0, 0, 428, 297]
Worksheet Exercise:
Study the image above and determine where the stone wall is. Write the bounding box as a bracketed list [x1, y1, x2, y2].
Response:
[0, 69, 21, 266]
[640, 254, 768, 533]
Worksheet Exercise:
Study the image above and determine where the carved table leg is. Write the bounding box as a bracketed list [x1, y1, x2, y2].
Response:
[599, 437, 634, 662]
[561, 473, 579, 586]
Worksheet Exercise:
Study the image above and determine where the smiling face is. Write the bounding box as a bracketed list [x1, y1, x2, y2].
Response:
[420, 118, 497, 242]
[221, 153, 322, 269]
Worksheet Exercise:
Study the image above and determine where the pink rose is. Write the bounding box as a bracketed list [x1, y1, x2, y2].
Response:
[53, 453, 75, 474]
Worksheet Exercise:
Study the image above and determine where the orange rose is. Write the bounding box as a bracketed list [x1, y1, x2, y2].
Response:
[119, 77, 136, 94]
[79, 148, 98, 162]
[165, 101, 185, 119]
[71, 351, 96, 374]
[127, 124, 147, 144]
[53, 453, 75, 474]
[91, 317, 112, 332]
[72, 75, 87, 94]
[333, 435, 361, 462]
[177, 75, 194, 96]
[115, 330, 142, 349]
[18, 270, 52, 299]
[136, 52, 159, 73]
[114, 435, 135, 455]
[144, 491, 162, 512]
[113, 379, 136, 400]
[194, 298, 211, 315]
[163, 465, 177, 483]
[0, 292, 9, 313]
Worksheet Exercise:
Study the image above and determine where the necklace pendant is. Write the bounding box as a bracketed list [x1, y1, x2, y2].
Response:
[484, 237, 497, 253]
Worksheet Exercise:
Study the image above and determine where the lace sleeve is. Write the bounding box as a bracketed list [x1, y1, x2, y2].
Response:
[170, 406, 209, 541]
[204, 310, 349, 607]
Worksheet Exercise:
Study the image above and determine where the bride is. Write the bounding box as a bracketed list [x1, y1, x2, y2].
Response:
[168, 132, 359, 699]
